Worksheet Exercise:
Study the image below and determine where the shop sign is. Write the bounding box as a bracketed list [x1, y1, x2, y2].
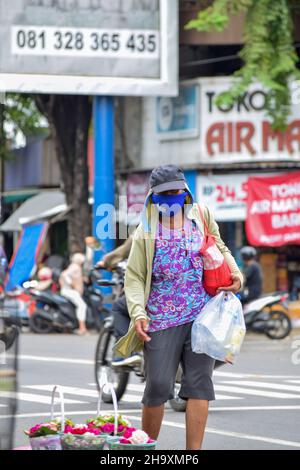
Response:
[200, 78, 300, 163]
[156, 84, 199, 140]
[246, 172, 300, 246]
[126, 172, 150, 211]
[197, 174, 248, 221]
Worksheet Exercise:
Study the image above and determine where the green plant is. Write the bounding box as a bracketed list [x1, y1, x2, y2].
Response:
[186, 0, 300, 130]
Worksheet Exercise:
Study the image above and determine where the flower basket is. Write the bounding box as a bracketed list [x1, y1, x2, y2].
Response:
[61, 372, 120, 450]
[108, 440, 157, 451]
[92, 370, 157, 450]
[60, 433, 106, 450]
[29, 434, 62, 451]
[25, 386, 64, 450]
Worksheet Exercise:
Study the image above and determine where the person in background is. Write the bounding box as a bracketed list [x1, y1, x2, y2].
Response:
[84, 236, 101, 281]
[239, 246, 263, 304]
[96, 236, 133, 271]
[35, 266, 54, 292]
[96, 235, 142, 367]
[59, 253, 88, 335]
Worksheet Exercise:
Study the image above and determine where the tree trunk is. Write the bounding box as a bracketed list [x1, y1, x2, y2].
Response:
[34, 94, 92, 254]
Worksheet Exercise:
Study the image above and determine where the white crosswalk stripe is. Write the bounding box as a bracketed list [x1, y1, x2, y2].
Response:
[18, 384, 244, 404]
[221, 380, 300, 393]
[24, 385, 99, 398]
[2, 377, 300, 408]
[0, 391, 86, 405]
[214, 385, 300, 399]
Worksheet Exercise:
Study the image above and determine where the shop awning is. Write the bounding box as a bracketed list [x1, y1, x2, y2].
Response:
[0, 191, 68, 232]
[6, 222, 49, 290]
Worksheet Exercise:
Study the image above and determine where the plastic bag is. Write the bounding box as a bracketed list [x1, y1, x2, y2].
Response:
[191, 292, 246, 364]
[198, 205, 232, 296]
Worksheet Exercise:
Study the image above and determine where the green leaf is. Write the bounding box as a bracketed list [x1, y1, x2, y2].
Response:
[185, 0, 298, 129]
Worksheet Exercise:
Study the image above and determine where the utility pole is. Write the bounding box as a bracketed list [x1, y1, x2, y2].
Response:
[0, 103, 4, 225]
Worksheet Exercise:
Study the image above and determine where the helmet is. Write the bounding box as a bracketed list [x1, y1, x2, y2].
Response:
[37, 266, 53, 281]
[37, 266, 53, 291]
[240, 246, 257, 261]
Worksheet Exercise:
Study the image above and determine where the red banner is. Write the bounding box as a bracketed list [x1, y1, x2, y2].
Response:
[246, 172, 300, 246]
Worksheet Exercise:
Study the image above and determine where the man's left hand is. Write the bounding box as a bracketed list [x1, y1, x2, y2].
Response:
[217, 274, 241, 294]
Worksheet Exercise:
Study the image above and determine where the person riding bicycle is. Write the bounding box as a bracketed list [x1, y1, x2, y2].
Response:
[239, 246, 263, 304]
[96, 235, 142, 367]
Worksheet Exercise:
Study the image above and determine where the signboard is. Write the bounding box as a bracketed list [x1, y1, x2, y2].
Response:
[156, 84, 199, 140]
[246, 172, 300, 247]
[197, 174, 248, 222]
[0, 0, 178, 96]
[126, 172, 150, 210]
[140, 77, 300, 170]
[200, 77, 300, 164]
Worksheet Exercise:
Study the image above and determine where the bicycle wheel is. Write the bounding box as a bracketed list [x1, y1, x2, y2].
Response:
[94, 325, 129, 403]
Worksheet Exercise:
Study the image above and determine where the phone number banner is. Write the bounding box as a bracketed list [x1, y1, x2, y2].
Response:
[0, 0, 178, 96]
[246, 172, 300, 247]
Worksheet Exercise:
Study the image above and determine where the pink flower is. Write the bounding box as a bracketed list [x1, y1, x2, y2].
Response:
[123, 427, 137, 439]
[89, 428, 100, 435]
[64, 425, 73, 433]
[100, 423, 115, 435]
[119, 438, 131, 444]
[29, 424, 42, 435]
[147, 439, 155, 444]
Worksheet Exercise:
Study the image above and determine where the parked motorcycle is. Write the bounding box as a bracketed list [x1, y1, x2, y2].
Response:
[27, 269, 108, 334]
[243, 291, 291, 340]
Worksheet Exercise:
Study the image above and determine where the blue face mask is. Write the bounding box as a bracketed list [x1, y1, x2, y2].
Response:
[151, 192, 188, 217]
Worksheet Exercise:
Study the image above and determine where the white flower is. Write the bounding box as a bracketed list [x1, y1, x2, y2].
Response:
[129, 430, 149, 445]
[63, 434, 75, 444]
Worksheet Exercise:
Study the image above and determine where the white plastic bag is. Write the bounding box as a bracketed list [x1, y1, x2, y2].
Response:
[191, 292, 246, 364]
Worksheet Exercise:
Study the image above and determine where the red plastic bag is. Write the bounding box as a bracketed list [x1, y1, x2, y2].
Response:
[198, 205, 232, 296]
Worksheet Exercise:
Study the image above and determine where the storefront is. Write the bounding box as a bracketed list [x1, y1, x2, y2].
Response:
[197, 171, 300, 294]
[124, 76, 300, 294]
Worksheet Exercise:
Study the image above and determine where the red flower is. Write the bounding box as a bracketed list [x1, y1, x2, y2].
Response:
[119, 438, 131, 444]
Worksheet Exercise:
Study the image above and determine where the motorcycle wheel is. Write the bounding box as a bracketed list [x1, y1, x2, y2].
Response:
[0, 325, 19, 350]
[95, 325, 129, 403]
[29, 310, 54, 334]
[265, 310, 292, 340]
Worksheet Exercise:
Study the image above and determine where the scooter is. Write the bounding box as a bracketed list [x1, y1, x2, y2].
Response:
[243, 291, 291, 340]
[27, 269, 108, 334]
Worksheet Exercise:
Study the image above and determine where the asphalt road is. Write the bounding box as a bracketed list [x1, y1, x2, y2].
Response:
[3, 329, 300, 450]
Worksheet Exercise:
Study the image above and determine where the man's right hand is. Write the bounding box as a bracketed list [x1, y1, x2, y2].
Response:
[135, 319, 151, 343]
[95, 260, 105, 269]
[96, 260, 112, 271]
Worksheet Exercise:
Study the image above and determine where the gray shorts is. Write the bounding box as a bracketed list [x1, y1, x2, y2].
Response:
[142, 322, 215, 407]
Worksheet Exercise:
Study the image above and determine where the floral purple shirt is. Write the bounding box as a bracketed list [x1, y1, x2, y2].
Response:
[146, 218, 211, 332]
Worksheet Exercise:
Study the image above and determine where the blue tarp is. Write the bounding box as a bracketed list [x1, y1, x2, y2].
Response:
[6, 222, 48, 291]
